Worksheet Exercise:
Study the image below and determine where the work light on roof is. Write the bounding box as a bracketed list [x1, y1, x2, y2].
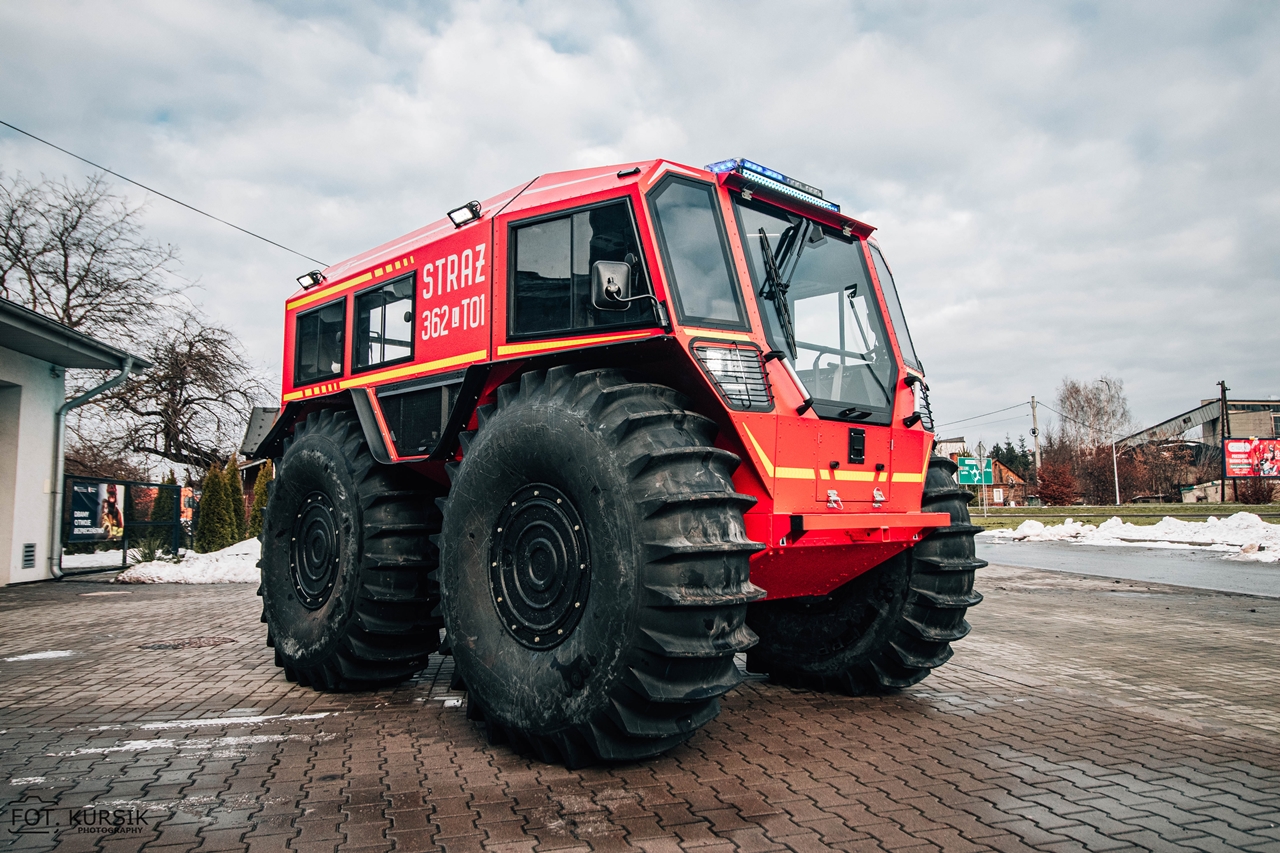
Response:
[296, 270, 326, 289]
[448, 200, 482, 228]
[705, 158, 840, 213]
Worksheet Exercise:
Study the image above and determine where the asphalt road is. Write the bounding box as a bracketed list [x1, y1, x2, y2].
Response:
[979, 538, 1280, 597]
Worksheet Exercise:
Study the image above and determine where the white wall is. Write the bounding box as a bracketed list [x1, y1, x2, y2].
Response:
[0, 347, 62, 585]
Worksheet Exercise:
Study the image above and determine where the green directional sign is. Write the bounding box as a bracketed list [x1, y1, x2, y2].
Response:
[956, 457, 993, 485]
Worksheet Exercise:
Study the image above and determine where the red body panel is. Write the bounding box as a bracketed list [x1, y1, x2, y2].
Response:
[276, 158, 944, 600]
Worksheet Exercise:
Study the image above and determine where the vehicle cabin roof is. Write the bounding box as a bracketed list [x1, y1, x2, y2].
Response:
[290, 158, 876, 307]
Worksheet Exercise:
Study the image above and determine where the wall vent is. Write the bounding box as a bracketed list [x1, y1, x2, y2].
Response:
[22, 543, 37, 570]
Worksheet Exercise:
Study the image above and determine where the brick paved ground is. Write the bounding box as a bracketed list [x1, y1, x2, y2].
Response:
[1, 562, 1278, 852]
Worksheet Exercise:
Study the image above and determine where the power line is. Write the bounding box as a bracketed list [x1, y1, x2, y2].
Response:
[943, 414, 1032, 432]
[1037, 401, 1130, 441]
[934, 402, 1029, 430]
[0, 118, 327, 267]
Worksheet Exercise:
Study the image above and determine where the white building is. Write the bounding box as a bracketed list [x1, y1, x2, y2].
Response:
[0, 298, 148, 586]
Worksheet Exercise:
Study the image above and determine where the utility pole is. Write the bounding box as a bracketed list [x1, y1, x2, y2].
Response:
[1112, 441, 1121, 506]
[976, 441, 988, 518]
[1218, 380, 1230, 503]
[1098, 378, 1121, 506]
[1030, 396, 1042, 474]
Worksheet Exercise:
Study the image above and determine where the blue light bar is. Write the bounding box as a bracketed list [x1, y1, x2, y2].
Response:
[739, 159, 824, 198]
[703, 158, 840, 213]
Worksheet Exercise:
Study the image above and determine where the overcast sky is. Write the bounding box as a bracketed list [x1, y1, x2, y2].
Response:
[2, 1, 1277, 449]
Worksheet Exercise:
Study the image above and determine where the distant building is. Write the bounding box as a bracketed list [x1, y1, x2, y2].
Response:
[1201, 398, 1280, 442]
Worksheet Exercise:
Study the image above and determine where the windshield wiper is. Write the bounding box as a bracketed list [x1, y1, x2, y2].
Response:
[757, 226, 802, 357]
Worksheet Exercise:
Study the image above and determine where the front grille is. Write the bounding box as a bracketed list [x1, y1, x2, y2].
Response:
[692, 343, 774, 412]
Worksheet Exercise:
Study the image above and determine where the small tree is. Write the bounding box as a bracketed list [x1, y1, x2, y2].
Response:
[194, 463, 235, 553]
[1237, 477, 1277, 505]
[1037, 460, 1080, 506]
[248, 460, 273, 539]
[148, 470, 179, 552]
[226, 453, 248, 542]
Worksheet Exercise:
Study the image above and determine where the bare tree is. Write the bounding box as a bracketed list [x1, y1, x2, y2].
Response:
[1054, 375, 1133, 449]
[0, 171, 179, 344]
[85, 317, 269, 470]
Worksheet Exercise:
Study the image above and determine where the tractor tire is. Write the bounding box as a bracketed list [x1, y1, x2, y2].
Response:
[438, 367, 764, 767]
[745, 455, 984, 694]
[258, 409, 442, 690]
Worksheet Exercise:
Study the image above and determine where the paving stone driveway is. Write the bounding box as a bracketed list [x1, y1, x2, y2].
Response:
[1, 562, 1278, 852]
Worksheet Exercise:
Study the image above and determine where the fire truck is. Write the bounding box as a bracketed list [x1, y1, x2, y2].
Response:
[247, 157, 984, 766]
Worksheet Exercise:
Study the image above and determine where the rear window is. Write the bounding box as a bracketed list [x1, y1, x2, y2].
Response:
[647, 177, 745, 329]
[294, 299, 345, 385]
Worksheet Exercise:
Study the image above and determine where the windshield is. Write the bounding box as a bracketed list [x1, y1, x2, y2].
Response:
[732, 195, 896, 420]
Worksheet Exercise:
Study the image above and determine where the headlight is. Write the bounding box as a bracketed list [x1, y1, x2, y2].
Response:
[692, 343, 773, 412]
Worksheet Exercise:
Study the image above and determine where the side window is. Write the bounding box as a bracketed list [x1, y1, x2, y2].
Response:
[867, 244, 922, 373]
[354, 274, 414, 371]
[511, 200, 652, 337]
[647, 177, 745, 328]
[294, 299, 345, 385]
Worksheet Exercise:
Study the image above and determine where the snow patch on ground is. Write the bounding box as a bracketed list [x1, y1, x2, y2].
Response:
[979, 512, 1280, 562]
[4, 650, 76, 662]
[114, 539, 260, 584]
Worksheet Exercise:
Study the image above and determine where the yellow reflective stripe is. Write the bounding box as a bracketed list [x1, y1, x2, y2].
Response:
[819, 469, 830, 480]
[834, 470, 874, 482]
[286, 273, 370, 311]
[341, 349, 489, 389]
[741, 424, 774, 478]
[496, 330, 651, 356]
[777, 467, 815, 479]
[681, 327, 752, 342]
[283, 349, 489, 401]
[892, 472, 924, 483]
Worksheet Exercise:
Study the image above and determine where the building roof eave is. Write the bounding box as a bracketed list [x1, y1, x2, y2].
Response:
[0, 297, 151, 371]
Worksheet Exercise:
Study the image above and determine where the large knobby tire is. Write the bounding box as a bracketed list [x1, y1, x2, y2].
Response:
[745, 455, 985, 693]
[438, 367, 765, 767]
[258, 409, 443, 690]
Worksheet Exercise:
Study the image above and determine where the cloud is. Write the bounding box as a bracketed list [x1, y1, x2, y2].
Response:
[1, 0, 1276, 443]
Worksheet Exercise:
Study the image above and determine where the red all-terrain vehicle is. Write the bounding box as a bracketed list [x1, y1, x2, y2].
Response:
[245, 157, 984, 766]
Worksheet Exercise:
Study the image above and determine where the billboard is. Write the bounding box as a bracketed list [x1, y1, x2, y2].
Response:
[1224, 438, 1280, 478]
[68, 481, 127, 542]
[956, 457, 993, 485]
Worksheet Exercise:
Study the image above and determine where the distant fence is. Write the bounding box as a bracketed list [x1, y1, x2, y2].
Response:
[61, 477, 193, 574]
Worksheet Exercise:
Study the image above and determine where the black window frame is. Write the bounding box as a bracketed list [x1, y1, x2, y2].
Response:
[351, 271, 417, 375]
[645, 174, 749, 332]
[293, 297, 347, 387]
[506, 196, 658, 341]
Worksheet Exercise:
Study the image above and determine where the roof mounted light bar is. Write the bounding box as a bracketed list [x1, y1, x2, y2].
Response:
[705, 158, 840, 212]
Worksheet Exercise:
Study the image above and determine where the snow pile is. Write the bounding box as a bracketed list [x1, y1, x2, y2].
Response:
[979, 512, 1280, 562]
[972, 507, 1274, 560]
[115, 538, 261, 584]
[61, 550, 137, 569]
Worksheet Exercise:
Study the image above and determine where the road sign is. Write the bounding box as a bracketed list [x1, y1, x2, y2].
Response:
[957, 457, 993, 485]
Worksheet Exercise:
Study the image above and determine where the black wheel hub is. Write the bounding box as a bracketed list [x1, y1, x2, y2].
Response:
[290, 491, 340, 610]
[490, 484, 590, 650]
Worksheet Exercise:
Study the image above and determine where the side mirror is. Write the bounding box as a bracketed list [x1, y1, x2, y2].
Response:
[591, 260, 632, 311]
